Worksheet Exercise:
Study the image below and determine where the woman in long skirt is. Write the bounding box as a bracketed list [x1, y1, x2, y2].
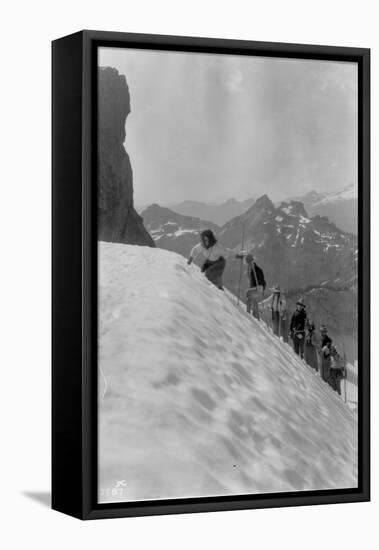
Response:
[304, 320, 318, 370]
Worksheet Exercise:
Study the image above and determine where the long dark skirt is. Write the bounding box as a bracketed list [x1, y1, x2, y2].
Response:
[203, 256, 226, 290]
[322, 357, 331, 382]
[328, 368, 344, 395]
[305, 342, 318, 371]
[280, 318, 288, 343]
[293, 333, 305, 358]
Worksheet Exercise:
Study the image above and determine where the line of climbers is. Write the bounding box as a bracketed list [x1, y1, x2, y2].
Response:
[240, 255, 346, 397]
[186, 229, 346, 397]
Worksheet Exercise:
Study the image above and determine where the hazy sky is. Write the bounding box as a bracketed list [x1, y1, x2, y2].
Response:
[99, 47, 358, 206]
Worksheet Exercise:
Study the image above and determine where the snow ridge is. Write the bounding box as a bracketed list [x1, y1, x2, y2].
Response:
[99, 243, 357, 503]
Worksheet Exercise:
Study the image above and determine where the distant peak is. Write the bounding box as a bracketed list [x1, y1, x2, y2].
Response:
[254, 194, 274, 210]
[142, 203, 174, 216]
[222, 198, 238, 206]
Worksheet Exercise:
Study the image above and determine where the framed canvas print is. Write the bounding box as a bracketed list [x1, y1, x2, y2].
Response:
[52, 30, 370, 520]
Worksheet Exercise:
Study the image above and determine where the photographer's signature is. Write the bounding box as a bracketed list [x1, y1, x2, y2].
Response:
[100, 480, 127, 498]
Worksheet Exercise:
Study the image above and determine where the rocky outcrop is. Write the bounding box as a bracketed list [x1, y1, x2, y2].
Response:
[98, 67, 154, 246]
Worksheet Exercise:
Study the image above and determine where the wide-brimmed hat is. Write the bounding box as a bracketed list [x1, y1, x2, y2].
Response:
[270, 284, 281, 293]
[296, 298, 306, 307]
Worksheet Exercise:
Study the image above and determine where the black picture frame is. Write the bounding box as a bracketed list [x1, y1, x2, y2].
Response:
[52, 30, 370, 520]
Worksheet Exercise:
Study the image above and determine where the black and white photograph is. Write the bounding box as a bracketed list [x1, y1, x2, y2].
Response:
[2, 0, 376, 541]
[97, 46, 360, 504]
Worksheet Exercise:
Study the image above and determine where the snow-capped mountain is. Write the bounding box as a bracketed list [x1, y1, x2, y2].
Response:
[169, 197, 255, 226]
[98, 242, 357, 502]
[141, 203, 220, 257]
[283, 184, 357, 234]
[219, 194, 357, 292]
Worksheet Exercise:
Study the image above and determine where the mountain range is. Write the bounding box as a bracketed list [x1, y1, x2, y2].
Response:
[139, 197, 255, 226]
[139, 183, 357, 234]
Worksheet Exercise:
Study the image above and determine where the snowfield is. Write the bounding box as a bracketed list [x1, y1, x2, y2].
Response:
[98, 242, 358, 503]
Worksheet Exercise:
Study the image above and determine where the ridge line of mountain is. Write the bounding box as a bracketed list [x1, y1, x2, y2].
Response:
[143, 193, 357, 240]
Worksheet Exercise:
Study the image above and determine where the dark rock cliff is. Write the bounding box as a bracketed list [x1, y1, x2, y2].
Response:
[98, 67, 154, 246]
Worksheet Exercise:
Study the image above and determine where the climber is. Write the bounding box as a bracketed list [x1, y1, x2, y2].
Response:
[320, 325, 332, 348]
[304, 319, 318, 371]
[239, 253, 266, 320]
[321, 339, 333, 385]
[328, 346, 345, 395]
[187, 229, 240, 290]
[290, 298, 307, 359]
[260, 284, 287, 338]
[279, 290, 289, 343]
[315, 325, 332, 381]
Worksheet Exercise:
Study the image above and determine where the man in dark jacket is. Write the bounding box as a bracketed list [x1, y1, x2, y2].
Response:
[290, 299, 307, 358]
[244, 253, 266, 319]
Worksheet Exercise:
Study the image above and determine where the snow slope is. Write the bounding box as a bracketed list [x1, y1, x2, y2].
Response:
[98, 243, 358, 503]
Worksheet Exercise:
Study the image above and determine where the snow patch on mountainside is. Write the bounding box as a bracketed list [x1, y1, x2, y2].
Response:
[98, 243, 358, 503]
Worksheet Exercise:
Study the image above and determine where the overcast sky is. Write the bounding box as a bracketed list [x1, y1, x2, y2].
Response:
[99, 47, 357, 207]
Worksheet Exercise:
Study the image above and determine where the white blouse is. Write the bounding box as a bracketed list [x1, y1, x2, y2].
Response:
[190, 242, 235, 262]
